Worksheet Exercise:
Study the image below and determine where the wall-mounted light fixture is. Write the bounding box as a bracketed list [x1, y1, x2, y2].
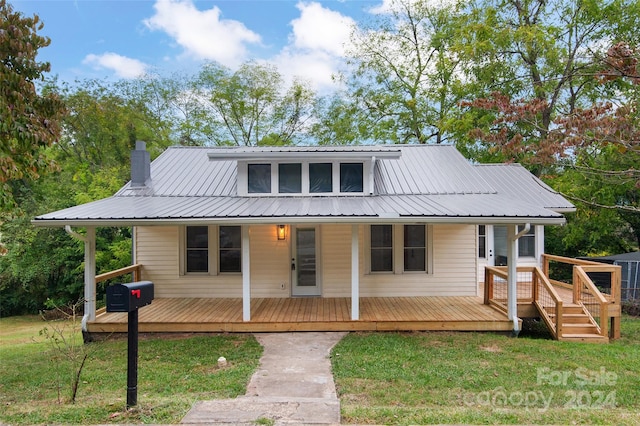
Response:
[277, 224, 286, 241]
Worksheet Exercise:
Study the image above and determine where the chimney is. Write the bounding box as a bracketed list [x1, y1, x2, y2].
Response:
[130, 140, 151, 187]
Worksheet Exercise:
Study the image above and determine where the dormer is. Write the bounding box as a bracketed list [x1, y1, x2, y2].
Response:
[208, 148, 402, 196]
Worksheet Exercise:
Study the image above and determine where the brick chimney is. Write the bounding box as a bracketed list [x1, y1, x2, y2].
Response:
[130, 141, 151, 187]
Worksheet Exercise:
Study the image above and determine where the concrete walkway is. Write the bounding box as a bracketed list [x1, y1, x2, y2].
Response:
[181, 332, 347, 425]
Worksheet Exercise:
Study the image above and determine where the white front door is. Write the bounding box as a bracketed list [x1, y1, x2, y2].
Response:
[291, 226, 321, 296]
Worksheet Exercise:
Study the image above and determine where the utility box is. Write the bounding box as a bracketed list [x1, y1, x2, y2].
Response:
[106, 281, 154, 312]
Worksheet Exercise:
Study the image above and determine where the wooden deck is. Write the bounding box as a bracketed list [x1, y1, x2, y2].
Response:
[88, 296, 513, 333]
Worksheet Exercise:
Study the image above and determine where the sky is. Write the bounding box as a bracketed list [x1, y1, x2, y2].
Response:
[12, 0, 393, 93]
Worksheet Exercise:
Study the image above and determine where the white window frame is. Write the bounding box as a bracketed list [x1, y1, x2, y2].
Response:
[367, 224, 433, 274]
[237, 160, 372, 196]
[180, 225, 243, 275]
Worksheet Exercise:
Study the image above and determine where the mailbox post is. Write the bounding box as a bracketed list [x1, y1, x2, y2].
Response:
[106, 281, 154, 408]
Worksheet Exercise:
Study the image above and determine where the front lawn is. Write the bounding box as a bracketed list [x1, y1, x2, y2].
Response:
[331, 316, 640, 424]
[0, 316, 262, 425]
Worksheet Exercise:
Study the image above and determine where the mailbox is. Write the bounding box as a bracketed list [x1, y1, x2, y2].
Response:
[106, 281, 154, 312]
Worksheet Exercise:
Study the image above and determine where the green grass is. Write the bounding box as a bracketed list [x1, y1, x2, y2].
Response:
[3, 315, 640, 425]
[331, 315, 640, 424]
[0, 316, 262, 425]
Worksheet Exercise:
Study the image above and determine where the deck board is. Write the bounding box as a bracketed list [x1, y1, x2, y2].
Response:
[88, 296, 513, 334]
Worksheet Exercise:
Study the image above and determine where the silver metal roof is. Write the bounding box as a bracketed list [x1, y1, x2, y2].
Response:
[34, 145, 571, 226]
[474, 164, 575, 212]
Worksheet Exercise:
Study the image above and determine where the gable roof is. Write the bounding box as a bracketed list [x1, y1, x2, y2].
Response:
[33, 145, 572, 227]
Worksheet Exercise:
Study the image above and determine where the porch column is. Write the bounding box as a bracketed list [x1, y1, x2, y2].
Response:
[351, 225, 359, 320]
[507, 223, 530, 335]
[507, 225, 518, 333]
[242, 225, 251, 321]
[83, 227, 96, 331]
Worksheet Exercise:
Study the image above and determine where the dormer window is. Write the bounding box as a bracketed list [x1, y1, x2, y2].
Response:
[208, 147, 402, 196]
[279, 163, 302, 193]
[309, 163, 332, 193]
[248, 164, 271, 193]
[240, 161, 367, 196]
[340, 163, 363, 193]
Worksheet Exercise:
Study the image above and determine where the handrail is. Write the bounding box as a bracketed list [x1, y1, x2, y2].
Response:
[96, 263, 143, 283]
[542, 254, 602, 266]
[532, 267, 563, 339]
[574, 266, 609, 337]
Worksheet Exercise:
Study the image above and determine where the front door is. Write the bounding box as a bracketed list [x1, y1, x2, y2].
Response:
[291, 227, 321, 296]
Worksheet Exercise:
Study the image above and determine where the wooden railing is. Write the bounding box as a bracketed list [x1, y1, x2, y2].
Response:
[532, 266, 563, 339]
[573, 266, 609, 337]
[484, 265, 563, 339]
[543, 254, 621, 339]
[95, 263, 143, 284]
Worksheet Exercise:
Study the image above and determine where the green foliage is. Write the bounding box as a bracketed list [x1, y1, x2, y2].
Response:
[0, 0, 66, 210]
[196, 61, 316, 146]
[340, 0, 467, 144]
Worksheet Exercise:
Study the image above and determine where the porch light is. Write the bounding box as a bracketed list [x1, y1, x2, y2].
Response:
[277, 224, 286, 241]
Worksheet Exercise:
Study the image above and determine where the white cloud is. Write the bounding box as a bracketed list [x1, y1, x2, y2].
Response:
[144, 0, 261, 68]
[272, 2, 355, 93]
[290, 2, 355, 56]
[369, 0, 456, 14]
[83, 52, 148, 78]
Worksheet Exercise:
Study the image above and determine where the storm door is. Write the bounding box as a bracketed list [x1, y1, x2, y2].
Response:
[291, 227, 321, 296]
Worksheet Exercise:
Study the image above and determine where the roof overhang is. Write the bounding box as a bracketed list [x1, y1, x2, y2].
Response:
[32, 193, 567, 228]
[32, 216, 566, 227]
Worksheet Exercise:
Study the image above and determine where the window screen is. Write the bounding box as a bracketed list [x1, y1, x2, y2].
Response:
[186, 226, 208, 273]
[248, 164, 271, 193]
[404, 225, 426, 271]
[309, 163, 332, 193]
[278, 163, 302, 193]
[219, 226, 242, 273]
[371, 225, 393, 272]
[340, 163, 363, 192]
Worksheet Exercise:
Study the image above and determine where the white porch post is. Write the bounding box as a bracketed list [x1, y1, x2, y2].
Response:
[506, 225, 518, 333]
[82, 227, 96, 332]
[351, 224, 359, 320]
[507, 223, 531, 335]
[242, 225, 251, 321]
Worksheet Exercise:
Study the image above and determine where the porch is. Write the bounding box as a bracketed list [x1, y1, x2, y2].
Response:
[87, 295, 515, 333]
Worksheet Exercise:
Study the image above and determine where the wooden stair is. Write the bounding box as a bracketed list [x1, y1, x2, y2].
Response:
[544, 304, 608, 343]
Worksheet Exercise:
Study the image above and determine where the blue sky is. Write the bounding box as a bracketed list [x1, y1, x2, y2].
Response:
[13, 0, 390, 92]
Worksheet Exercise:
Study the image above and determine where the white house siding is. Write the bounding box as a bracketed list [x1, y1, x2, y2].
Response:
[135, 223, 478, 299]
[359, 224, 477, 297]
[134, 226, 242, 298]
[248, 225, 290, 298]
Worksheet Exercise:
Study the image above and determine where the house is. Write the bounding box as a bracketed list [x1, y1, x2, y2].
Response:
[36, 142, 604, 339]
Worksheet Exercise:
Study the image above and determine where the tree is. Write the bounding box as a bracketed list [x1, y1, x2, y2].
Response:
[457, 0, 640, 165]
[0, 0, 66, 209]
[196, 62, 316, 146]
[339, 0, 466, 144]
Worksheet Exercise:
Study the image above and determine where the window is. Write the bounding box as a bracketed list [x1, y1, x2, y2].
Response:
[370, 225, 393, 272]
[340, 163, 363, 192]
[518, 225, 536, 257]
[186, 226, 209, 273]
[279, 163, 302, 193]
[478, 225, 487, 258]
[309, 163, 332, 193]
[248, 164, 271, 193]
[370, 225, 430, 273]
[404, 225, 426, 271]
[219, 226, 242, 273]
